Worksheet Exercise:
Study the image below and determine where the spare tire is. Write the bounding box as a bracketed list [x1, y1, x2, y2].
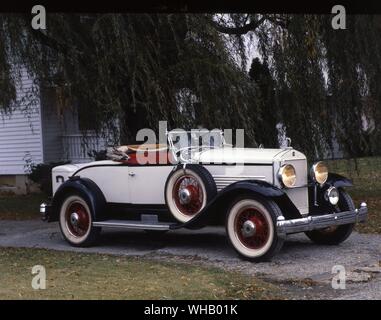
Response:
[165, 164, 217, 223]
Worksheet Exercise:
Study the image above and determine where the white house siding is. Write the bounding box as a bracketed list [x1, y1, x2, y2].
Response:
[0, 68, 43, 175]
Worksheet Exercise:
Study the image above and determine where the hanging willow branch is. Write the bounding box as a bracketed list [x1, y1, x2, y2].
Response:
[0, 13, 380, 160]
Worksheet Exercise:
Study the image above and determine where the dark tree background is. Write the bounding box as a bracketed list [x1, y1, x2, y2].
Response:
[1, 13, 381, 160]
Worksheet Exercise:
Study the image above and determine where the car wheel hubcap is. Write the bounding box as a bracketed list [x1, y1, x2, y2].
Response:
[235, 208, 270, 249]
[70, 212, 80, 227]
[65, 202, 90, 237]
[241, 220, 256, 237]
[179, 188, 192, 205]
[173, 175, 203, 216]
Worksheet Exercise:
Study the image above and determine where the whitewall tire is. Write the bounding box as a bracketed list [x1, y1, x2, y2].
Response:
[59, 194, 100, 247]
[226, 196, 284, 261]
[165, 165, 217, 223]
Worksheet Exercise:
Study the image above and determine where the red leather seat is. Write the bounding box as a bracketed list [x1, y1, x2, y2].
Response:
[112, 144, 174, 165]
[126, 150, 174, 165]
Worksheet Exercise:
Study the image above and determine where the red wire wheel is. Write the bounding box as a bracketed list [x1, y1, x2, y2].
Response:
[226, 197, 283, 261]
[59, 194, 101, 247]
[165, 165, 217, 223]
[172, 174, 204, 216]
[65, 201, 91, 237]
[234, 208, 270, 249]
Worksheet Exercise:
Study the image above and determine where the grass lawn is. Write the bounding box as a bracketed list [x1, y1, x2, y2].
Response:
[0, 247, 281, 300]
[0, 193, 45, 220]
[327, 156, 381, 234]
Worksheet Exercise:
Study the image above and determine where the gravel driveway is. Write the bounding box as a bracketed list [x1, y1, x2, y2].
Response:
[0, 219, 380, 299]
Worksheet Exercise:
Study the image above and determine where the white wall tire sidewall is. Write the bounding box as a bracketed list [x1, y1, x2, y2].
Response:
[166, 169, 207, 223]
[227, 199, 275, 259]
[59, 195, 93, 245]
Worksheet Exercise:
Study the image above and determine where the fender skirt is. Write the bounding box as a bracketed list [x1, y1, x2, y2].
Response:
[49, 177, 106, 222]
[170, 180, 303, 230]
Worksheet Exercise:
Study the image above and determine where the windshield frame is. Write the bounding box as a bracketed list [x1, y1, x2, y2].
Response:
[166, 129, 226, 163]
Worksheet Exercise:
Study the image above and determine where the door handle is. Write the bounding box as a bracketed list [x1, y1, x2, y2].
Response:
[128, 172, 135, 177]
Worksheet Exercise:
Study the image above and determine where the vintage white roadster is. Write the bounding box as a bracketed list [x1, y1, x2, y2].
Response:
[40, 129, 368, 261]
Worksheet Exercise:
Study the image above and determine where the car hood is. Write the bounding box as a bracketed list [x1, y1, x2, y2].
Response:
[194, 147, 304, 164]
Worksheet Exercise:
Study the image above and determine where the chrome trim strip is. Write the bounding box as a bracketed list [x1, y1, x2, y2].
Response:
[276, 203, 368, 238]
[93, 220, 173, 230]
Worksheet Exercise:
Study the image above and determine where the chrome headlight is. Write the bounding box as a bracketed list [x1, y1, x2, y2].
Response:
[278, 164, 296, 188]
[311, 161, 328, 185]
[325, 186, 339, 205]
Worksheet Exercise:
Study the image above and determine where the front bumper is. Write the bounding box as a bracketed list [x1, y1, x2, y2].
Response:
[40, 202, 52, 222]
[276, 202, 368, 238]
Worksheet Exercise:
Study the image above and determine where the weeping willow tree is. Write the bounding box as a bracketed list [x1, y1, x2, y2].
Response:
[252, 14, 381, 158]
[1, 13, 381, 159]
[0, 14, 258, 145]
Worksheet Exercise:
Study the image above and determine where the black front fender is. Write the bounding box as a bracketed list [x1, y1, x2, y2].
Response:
[171, 180, 302, 230]
[49, 177, 106, 222]
[327, 173, 353, 188]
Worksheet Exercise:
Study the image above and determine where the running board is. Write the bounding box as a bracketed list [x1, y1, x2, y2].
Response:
[92, 220, 175, 231]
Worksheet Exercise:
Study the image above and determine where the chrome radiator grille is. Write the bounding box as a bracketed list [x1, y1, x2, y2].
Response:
[282, 158, 309, 215]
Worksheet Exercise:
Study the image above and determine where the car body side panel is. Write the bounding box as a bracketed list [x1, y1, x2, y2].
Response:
[71, 164, 175, 204]
[128, 166, 174, 204]
[75, 166, 131, 203]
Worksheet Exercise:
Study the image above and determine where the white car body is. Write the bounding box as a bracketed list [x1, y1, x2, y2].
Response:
[52, 147, 308, 215]
[42, 129, 367, 261]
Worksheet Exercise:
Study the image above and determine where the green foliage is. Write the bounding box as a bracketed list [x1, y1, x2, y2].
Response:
[255, 14, 381, 158]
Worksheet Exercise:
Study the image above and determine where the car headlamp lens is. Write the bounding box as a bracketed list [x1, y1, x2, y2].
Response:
[325, 186, 339, 205]
[278, 164, 296, 188]
[311, 161, 328, 184]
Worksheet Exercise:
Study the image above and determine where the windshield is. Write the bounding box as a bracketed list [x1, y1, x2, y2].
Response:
[167, 129, 225, 160]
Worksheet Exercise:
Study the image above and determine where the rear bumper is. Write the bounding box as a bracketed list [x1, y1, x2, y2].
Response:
[276, 202, 368, 238]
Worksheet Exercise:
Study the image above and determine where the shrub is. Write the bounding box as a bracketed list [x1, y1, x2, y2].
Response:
[28, 161, 70, 196]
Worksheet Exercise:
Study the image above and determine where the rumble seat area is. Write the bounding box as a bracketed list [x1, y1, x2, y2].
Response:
[107, 144, 174, 165]
[124, 144, 168, 152]
[125, 150, 174, 165]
